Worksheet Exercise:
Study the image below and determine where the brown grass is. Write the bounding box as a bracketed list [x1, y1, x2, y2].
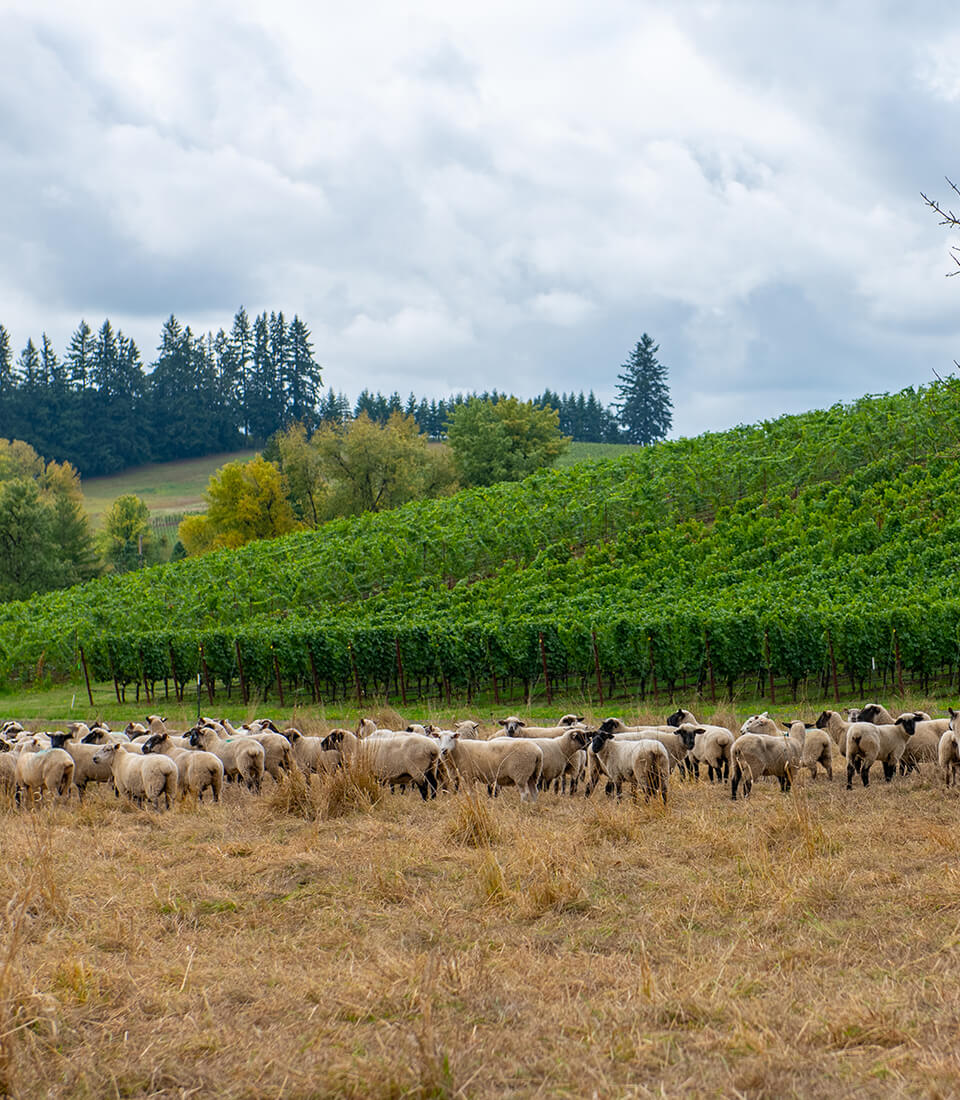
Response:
[2, 712, 960, 1096]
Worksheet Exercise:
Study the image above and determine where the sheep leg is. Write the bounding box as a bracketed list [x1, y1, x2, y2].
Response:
[846, 760, 857, 789]
[861, 763, 871, 787]
[730, 764, 740, 800]
[882, 761, 896, 783]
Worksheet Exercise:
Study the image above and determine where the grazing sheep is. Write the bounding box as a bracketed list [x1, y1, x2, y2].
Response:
[496, 715, 585, 739]
[586, 730, 669, 803]
[228, 720, 291, 782]
[13, 740, 75, 806]
[320, 729, 442, 799]
[730, 733, 801, 800]
[939, 710, 960, 787]
[895, 713, 949, 774]
[142, 732, 224, 803]
[782, 720, 834, 781]
[673, 722, 733, 782]
[843, 716, 915, 788]
[186, 726, 265, 793]
[437, 730, 542, 802]
[512, 727, 591, 794]
[92, 743, 178, 810]
[49, 732, 120, 799]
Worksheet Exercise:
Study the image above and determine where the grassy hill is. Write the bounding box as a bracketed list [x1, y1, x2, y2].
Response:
[5, 382, 960, 700]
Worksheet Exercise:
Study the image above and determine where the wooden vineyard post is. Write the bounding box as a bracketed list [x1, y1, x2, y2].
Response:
[308, 647, 323, 705]
[348, 642, 362, 704]
[488, 640, 501, 706]
[272, 650, 285, 708]
[592, 630, 604, 706]
[539, 632, 552, 705]
[138, 646, 151, 703]
[109, 655, 121, 704]
[199, 644, 215, 704]
[79, 645, 94, 707]
[827, 631, 840, 703]
[894, 629, 904, 696]
[705, 635, 717, 704]
[764, 631, 775, 704]
[169, 645, 182, 703]
[395, 637, 407, 708]
[648, 636, 658, 706]
[235, 640, 249, 705]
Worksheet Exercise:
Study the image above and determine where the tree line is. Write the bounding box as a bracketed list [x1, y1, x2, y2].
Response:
[0, 308, 323, 477]
[0, 306, 671, 477]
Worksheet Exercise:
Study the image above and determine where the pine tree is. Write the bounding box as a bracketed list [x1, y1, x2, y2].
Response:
[285, 315, 323, 427]
[613, 334, 673, 445]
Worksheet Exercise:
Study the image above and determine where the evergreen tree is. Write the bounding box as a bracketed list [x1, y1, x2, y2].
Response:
[285, 315, 323, 427]
[613, 334, 673, 445]
[230, 306, 253, 437]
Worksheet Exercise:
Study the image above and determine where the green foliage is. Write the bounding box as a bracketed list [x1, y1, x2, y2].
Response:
[98, 494, 154, 573]
[5, 379, 960, 693]
[614, 334, 672, 445]
[179, 456, 300, 554]
[446, 396, 570, 486]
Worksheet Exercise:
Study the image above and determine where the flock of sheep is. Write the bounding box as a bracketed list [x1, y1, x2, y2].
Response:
[1, 701, 959, 811]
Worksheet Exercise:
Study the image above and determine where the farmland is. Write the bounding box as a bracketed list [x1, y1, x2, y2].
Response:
[1, 700, 959, 1099]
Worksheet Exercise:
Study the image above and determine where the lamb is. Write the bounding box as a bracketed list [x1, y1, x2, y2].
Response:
[730, 733, 801, 800]
[939, 710, 960, 787]
[186, 725, 265, 792]
[142, 732, 224, 802]
[436, 730, 542, 802]
[843, 715, 915, 788]
[92, 743, 178, 810]
[586, 730, 669, 803]
[496, 715, 585, 739]
[13, 740, 75, 806]
[320, 728, 441, 799]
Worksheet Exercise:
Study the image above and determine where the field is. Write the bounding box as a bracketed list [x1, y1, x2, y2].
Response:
[80, 450, 257, 523]
[2, 699, 960, 1097]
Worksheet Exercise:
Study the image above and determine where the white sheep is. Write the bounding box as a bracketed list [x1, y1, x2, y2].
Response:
[437, 730, 542, 801]
[49, 732, 120, 799]
[186, 725, 265, 792]
[730, 733, 801, 800]
[321, 728, 442, 799]
[586, 730, 669, 803]
[13, 740, 75, 806]
[92, 743, 178, 810]
[843, 716, 915, 788]
[496, 715, 585, 739]
[939, 710, 960, 787]
[142, 732, 224, 802]
[511, 727, 591, 794]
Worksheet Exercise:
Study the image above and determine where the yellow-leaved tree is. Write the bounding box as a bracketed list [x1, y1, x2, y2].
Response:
[178, 456, 301, 555]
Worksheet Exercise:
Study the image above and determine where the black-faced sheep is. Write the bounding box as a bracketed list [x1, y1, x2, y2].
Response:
[142, 732, 224, 803]
[586, 730, 669, 803]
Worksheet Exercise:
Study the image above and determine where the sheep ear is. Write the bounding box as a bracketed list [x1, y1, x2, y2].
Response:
[497, 719, 506, 726]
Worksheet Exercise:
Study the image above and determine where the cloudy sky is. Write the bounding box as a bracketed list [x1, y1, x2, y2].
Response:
[2, 0, 960, 437]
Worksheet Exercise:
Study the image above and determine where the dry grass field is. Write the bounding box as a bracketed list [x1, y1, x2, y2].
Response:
[2, 706, 960, 1098]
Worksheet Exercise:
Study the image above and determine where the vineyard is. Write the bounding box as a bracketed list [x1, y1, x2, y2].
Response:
[5, 380, 960, 706]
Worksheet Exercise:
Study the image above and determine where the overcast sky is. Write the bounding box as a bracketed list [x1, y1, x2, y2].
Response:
[2, 0, 960, 437]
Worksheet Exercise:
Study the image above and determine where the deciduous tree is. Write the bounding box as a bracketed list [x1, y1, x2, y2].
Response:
[446, 397, 570, 486]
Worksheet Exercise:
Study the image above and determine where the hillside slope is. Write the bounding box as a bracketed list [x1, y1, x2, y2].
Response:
[4, 380, 960, 695]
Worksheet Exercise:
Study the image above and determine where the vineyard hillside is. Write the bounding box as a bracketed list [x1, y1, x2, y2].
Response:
[4, 381, 960, 701]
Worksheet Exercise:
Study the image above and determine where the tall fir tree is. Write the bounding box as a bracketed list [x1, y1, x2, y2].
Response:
[613, 334, 673, 445]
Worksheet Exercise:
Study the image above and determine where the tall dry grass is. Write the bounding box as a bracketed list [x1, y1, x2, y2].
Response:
[0, 726, 959, 1096]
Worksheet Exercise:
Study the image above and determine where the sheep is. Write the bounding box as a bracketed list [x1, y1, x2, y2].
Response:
[436, 730, 542, 802]
[516, 727, 591, 794]
[896, 713, 949, 774]
[48, 732, 121, 799]
[730, 733, 801, 800]
[91, 743, 178, 810]
[666, 708, 736, 778]
[814, 710, 855, 757]
[142, 732, 224, 802]
[597, 719, 689, 774]
[275, 726, 338, 775]
[320, 728, 441, 799]
[13, 740, 75, 806]
[674, 722, 733, 782]
[496, 715, 586, 739]
[939, 710, 960, 787]
[0, 746, 15, 799]
[843, 716, 915, 788]
[782, 720, 834, 781]
[586, 730, 669, 803]
[854, 703, 897, 725]
[186, 725, 265, 793]
[216, 719, 290, 782]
